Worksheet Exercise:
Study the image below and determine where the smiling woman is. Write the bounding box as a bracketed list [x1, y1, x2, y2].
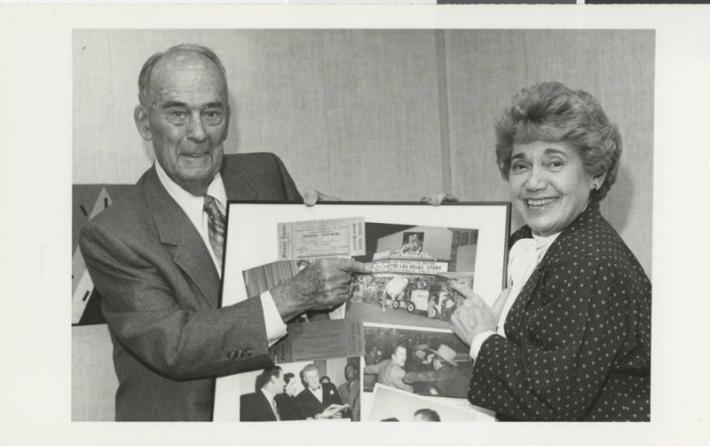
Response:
[508, 141, 600, 237]
[450, 81, 651, 421]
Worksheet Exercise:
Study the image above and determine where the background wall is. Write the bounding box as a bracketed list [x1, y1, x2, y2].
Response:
[73, 29, 653, 276]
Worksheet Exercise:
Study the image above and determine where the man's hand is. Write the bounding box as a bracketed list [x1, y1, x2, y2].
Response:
[270, 258, 371, 322]
[420, 193, 459, 206]
[303, 189, 342, 206]
[448, 282, 499, 346]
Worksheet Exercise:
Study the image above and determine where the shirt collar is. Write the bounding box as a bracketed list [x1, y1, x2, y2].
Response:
[532, 232, 560, 250]
[154, 161, 227, 225]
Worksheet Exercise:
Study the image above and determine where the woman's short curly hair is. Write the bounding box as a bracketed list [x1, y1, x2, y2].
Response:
[494, 81, 622, 202]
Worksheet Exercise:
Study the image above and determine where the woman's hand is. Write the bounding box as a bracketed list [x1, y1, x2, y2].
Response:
[303, 189, 342, 206]
[448, 282, 504, 346]
[420, 193, 459, 206]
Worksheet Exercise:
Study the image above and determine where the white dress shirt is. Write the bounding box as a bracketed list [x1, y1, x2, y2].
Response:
[155, 162, 287, 346]
[470, 232, 560, 359]
[308, 386, 323, 403]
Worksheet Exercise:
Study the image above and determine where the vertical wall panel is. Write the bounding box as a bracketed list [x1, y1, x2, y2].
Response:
[597, 32, 654, 278]
[224, 30, 331, 193]
[320, 30, 443, 200]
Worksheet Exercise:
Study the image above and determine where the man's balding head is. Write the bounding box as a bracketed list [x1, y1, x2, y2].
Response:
[138, 44, 228, 108]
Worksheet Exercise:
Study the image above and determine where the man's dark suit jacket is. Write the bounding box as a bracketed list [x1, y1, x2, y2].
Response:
[295, 383, 342, 418]
[275, 393, 306, 420]
[469, 201, 651, 421]
[80, 153, 302, 421]
[240, 391, 278, 422]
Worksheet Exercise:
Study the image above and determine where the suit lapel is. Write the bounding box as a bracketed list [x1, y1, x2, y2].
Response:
[259, 392, 277, 421]
[141, 166, 221, 308]
[503, 202, 599, 340]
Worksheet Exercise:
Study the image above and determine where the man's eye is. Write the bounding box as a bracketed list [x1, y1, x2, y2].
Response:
[168, 110, 188, 119]
[203, 109, 224, 124]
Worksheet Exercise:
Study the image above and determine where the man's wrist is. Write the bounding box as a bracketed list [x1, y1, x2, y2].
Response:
[260, 291, 288, 346]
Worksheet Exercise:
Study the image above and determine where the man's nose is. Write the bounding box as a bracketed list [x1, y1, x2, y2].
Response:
[186, 111, 208, 142]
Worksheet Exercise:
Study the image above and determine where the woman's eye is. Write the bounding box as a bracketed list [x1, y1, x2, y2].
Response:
[510, 162, 528, 173]
[547, 159, 565, 169]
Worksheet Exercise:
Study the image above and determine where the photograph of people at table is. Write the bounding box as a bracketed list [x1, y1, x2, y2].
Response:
[425, 81, 651, 421]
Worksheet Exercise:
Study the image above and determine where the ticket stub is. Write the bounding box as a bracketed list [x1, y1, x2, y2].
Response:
[278, 217, 365, 260]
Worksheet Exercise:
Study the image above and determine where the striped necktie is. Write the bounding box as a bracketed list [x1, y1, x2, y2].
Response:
[203, 195, 226, 266]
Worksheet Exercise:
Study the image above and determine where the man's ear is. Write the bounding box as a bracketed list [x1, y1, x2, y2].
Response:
[134, 105, 153, 141]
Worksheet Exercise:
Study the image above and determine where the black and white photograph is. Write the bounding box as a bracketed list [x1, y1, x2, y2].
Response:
[401, 232, 424, 254]
[348, 222, 479, 321]
[242, 260, 303, 301]
[361, 323, 473, 399]
[237, 357, 361, 422]
[366, 384, 493, 422]
[63, 24, 657, 429]
[6, 1, 710, 444]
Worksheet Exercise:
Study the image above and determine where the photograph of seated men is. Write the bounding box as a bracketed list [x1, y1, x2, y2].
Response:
[78, 43, 369, 421]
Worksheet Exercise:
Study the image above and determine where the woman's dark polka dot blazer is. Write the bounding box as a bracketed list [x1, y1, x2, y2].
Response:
[469, 201, 651, 421]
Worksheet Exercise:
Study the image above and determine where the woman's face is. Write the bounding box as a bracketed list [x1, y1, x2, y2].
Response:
[508, 141, 597, 236]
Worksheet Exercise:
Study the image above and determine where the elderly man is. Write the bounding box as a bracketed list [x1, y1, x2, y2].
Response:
[239, 366, 285, 422]
[363, 344, 412, 392]
[80, 44, 368, 421]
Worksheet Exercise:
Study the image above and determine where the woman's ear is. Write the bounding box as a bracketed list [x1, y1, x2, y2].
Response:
[134, 105, 153, 141]
[592, 171, 608, 190]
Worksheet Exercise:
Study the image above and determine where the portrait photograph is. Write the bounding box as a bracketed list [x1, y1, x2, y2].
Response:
[5, 2, 710, 445]
[69, 27, 653, 425]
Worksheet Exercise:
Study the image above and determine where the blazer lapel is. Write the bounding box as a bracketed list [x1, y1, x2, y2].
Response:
[503, 233, 559, 341]
[504, 261, 542, 342]
[503, 202, 599, 340]
[141, 166, 221, 308]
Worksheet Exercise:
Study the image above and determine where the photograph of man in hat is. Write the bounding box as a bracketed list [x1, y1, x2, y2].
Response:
[402, 344, 470, 398]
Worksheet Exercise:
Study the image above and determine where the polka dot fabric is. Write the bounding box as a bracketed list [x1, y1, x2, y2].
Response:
[468, 201, 651, 421]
